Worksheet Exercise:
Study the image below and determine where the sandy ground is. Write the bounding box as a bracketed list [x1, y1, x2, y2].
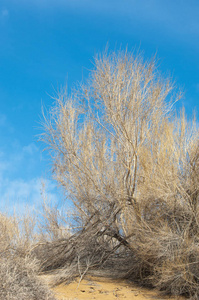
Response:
[43, 275, 184, 300]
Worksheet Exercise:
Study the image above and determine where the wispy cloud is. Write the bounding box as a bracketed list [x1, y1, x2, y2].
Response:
[1, 8, 9, 18]
[13, 0, 199, 43]
[0, 139, 59, 215]
[0, 177, 58, 214]
[0, 141, 39, 176]
[0, 177, 58, 215]
[0, 113, 7, 127]
[22, 143, 38, 155]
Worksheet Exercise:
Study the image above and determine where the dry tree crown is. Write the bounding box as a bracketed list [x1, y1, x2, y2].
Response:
[42, 50, 184, 225]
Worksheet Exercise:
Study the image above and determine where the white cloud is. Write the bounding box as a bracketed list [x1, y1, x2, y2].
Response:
[0, 141, 41, 178]
[0, 177, 59, 215]
[22, 142, 39, 155]
[0, 140, 60, 215]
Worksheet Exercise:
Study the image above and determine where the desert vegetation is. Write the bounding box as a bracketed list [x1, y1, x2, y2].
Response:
[1, 50, 199, 299]
[40, 50, 199, 298]
[0, 211, 56, 300]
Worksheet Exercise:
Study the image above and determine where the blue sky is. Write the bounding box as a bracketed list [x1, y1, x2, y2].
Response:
[0, 0, 199, 214]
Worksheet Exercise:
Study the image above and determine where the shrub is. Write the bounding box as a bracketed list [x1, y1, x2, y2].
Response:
[0, 256, 56, 300]
[0, 211, 56, 300]
[41, 50, 199, 298]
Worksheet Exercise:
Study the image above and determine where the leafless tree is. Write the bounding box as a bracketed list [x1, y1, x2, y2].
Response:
[41, 50, 199, 298]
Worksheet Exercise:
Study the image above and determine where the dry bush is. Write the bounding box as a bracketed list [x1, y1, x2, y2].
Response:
[41, 50, 199, 298]
[0, 211, 57, 299]
[0, 212, 18, 254]
[0, 211, 37, 257]
[0, 255, 56, 300]
[38, 199, 71, 242]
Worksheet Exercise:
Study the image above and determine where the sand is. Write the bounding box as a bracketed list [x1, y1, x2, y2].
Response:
[44, 276, 184, 300]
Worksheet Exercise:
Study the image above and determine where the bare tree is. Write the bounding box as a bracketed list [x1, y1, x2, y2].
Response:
[42, 51, 176, 228]
[41, 50, 199, 298]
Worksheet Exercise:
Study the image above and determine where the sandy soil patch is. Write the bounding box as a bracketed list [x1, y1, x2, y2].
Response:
[45, 276, 184, 300]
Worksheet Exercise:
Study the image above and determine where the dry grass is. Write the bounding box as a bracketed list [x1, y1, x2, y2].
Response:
[0, 211, 56, 300]
[0, 256, 55, 300]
